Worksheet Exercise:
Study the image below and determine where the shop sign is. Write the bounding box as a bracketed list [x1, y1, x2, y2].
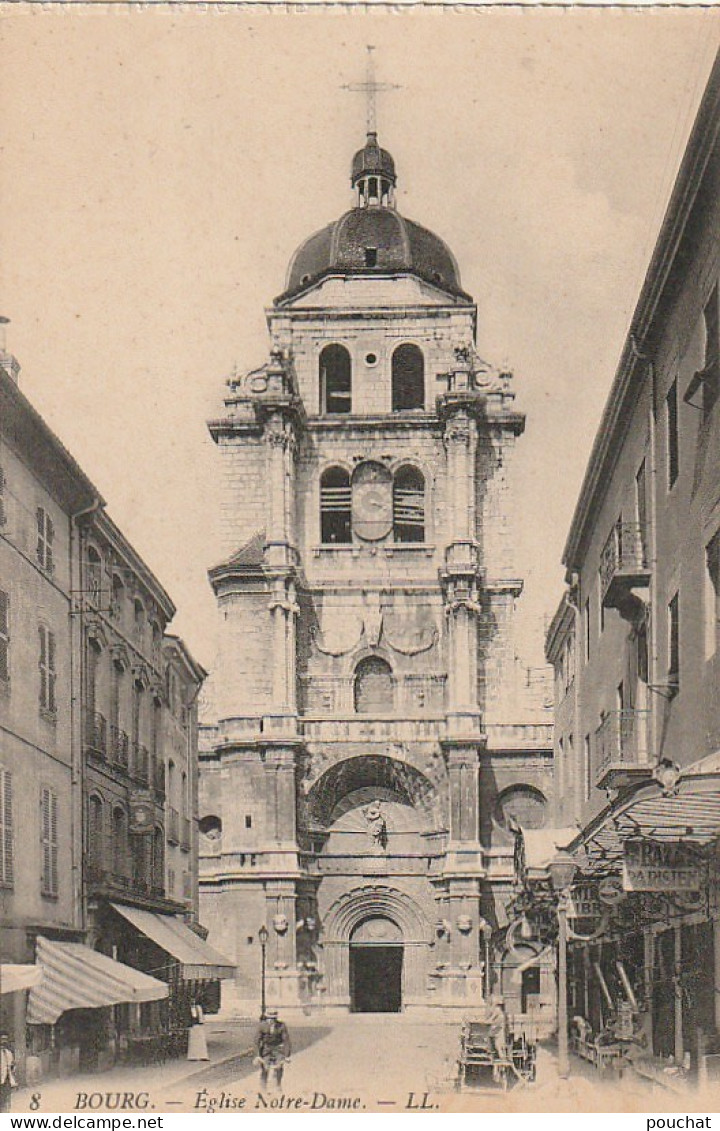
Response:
[623, 838, 701, 892]
[598, 876, 626, 906]
[129, 790, 155, 835]
[567, 883, 601, 921]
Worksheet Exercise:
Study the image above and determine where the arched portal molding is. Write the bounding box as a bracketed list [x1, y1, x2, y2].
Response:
[322, 884, 432, 946]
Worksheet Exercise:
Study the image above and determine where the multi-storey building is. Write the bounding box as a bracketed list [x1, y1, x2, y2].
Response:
[199, 123, 553, 1018]
[0, 347, 99, 1070]
[0, 344, 230, 1080]
[545, 51, 720, 1075]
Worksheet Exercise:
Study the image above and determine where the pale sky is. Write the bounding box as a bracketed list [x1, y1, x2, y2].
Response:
[1, 7, 719, 672]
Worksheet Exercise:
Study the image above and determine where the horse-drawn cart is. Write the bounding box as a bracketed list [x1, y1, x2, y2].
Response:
[455, 1005, 536, 1091]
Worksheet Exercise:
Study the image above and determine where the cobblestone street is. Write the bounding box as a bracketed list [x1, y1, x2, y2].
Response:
[12, 1016, 711, 1115]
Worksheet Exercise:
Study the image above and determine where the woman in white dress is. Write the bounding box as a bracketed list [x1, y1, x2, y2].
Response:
[187, 1001, 209, 1061]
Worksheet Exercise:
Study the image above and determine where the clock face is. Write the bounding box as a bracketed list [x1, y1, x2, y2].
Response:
[352, 461, 393, 541]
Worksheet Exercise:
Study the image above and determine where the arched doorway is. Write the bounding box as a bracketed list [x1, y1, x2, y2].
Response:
[349, 916, 403, 1013]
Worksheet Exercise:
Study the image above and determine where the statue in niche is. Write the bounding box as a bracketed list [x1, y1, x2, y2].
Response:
[363, 801, 387, 850]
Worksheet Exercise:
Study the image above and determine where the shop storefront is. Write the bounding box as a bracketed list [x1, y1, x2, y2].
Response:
[562, 766, 720, 1087]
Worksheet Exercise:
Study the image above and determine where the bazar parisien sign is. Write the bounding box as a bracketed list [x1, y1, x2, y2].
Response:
[623, 838, 702, 892]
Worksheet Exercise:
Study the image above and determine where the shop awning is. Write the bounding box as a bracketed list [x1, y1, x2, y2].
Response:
[1, 964, 43, 995]
[110, 904, 235, 980]
[569, 767, 720, 875]
[27, 938, 168, 1025]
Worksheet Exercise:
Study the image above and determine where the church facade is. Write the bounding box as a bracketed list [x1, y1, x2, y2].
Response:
[199, 129, 553, 1015]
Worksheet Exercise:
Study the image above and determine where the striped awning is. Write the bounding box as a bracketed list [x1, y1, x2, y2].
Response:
[0, 964, 43, 995]
[570, 769, 720, 876]
[110, 904, 235, 979]
[27, 938, 168, 1025]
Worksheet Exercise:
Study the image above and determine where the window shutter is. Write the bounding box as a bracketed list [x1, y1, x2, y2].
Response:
[51, 791, 58, 895]
[46, 515, 54, 573]
[41, 787, 50, 892]
[36, 507, 45, 565]
[0, 465, 6, 526]
[0, 768, 13, 886]
[0, 591, 9, 684]
[48, 631, 56, 712]
[39, 626, 47, 708]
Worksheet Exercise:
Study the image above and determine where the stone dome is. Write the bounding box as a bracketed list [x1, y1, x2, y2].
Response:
[284, 208, 463, 297]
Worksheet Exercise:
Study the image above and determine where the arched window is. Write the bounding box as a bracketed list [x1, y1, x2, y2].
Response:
[320, 467, 352, 544]
[133, 599, 144, 640]
[393, 466, 426, 543]
[354, 656, 394, 714]
[87, 546, 103, 606]
[152, 827, 164, 892]
[88, 795, 104, 868]
[391, 344, 424, 411]
[111, 574, 125, 623]
[112, 806, 128, 878]
[320, 345, 352, 414]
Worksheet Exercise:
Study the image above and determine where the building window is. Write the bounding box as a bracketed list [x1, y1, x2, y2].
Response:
[705, 530, 720, 658]
[636, 459, 648, 560]
[391, 344, 425, 411]
[0, 589, 9, 685]
[111, 574, 125, 623]
[40, 786, 59, 897]
[320, 466, 352, 544]
[364, 247, 378, 268]
[86, 546, 103, 606]
[245, 814, 252, 829]
[152, 827, 164, 892]
[666, 380, 679, 489]
[354, 656, 393, 714]
[112, 806, 128, 878]
[319, 344, 352, 415]
[36, 507, 54, 573]
[88, 794, 104, 869]
[38, 625, 56, 715]
[668, 590, 680, 689]
[393, 466, 426, 543]
[0, 766, 13, 888]
[0, 465, 6, 527]
[702, 284, 719, 418]
[584, 597, 590, 663]
[598, 569, 605, 633]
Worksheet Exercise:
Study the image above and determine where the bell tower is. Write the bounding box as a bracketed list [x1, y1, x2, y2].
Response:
[200, 84, 553, 1016]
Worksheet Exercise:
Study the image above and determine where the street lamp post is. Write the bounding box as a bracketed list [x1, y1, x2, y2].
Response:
[547, 852, 577, 1081]
[258, 924, 269, 1020]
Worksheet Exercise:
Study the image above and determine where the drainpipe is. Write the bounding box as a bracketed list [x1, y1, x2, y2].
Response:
[563, 577, 582, 823]
[70, 499, 103, 934]
[630, 336, 659, 765]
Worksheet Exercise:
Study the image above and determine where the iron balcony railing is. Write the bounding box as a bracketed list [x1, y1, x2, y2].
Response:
[84, 709, 107, 759]
[599, 522, 650, 606]
[168, 807, 180, 845]
[109, 725, 130, 770]
[595, 709, 651, 779]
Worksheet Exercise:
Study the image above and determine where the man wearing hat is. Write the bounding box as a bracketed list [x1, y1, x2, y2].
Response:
[0, 1033, 17, 1112]
[255, 1010, 291, 1091]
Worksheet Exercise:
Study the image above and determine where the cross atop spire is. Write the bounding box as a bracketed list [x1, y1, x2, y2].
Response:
[342, 46, 400, 137]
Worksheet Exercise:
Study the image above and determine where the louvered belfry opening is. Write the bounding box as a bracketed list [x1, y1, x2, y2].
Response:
[391, 344, 424, 411]
[393, 466, 425, 543]
[320, 466, 352, 544]
[354, 656, 394, 714]
[320, 344, 352, 414]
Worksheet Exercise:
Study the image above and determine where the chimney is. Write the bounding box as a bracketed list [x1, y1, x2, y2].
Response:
[0, 318, 21, 384]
